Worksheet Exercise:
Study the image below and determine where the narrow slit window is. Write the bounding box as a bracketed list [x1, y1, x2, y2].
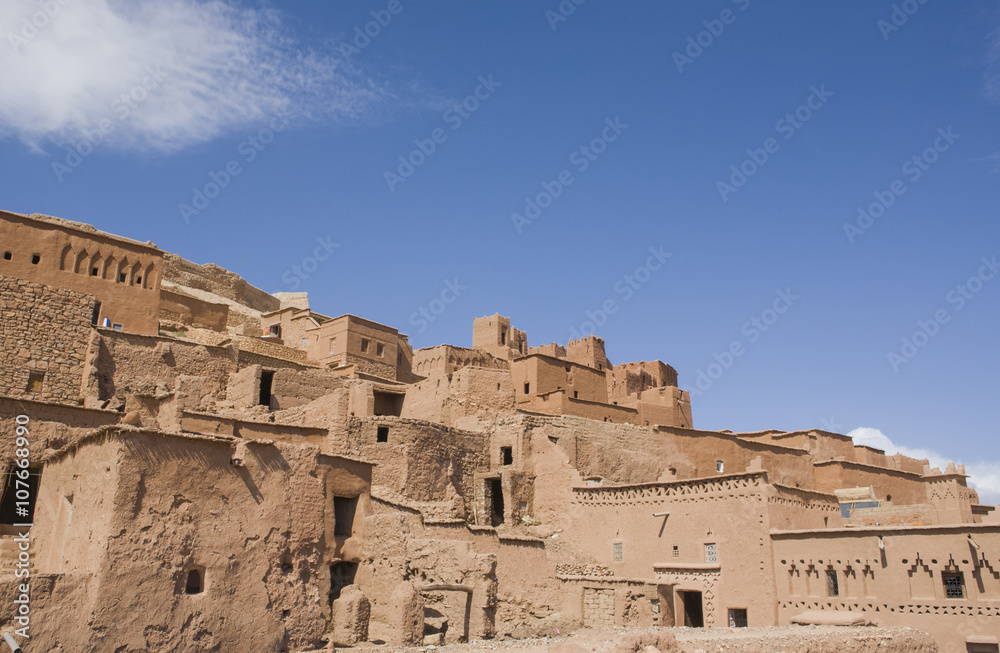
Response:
[334, 496, 358, 537]
[360, 339, 369, 353]
[524, 382, 530, 394]
[258, 370, 274, 407]
[826, 569, 839, 597]
[501, 447, 513, 466]
[705, 543, 717, 563]
[613, 542, 624, 563]
[376, 342, 384, 357]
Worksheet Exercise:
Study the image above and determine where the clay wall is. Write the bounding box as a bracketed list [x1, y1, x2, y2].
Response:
[402, 367, 515, 431]
[22, 429, 370, 652]
[565, 337, 611, 371]
[563, 473, 778, 628]
[412, 345, 508, 378]
[473, 314, 526, 360]
[159, 289, 229, 332]
[512, 355, 608, 405]
[771, 525, 1000, 653]
[162, 252, 279, 314]
[0, 276, 93, 404]
[0, 211, 162, 334]
[812, 460, 938, 510]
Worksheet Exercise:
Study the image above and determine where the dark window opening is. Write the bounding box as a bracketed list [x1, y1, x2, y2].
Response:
[91, 302, 101, 326]
[943, 572, 965, 599]
[681, 591, 704, 627]
[119, 272, 126, 282]
[489, 478, 504, 527]
[728, 608, 747, 628]
[573, 390, 579, 398]
[258, 370, 274, 407]
[500, 328, 507, 345]
[265, 324, 281, 337]
[2, 252, 10, 260]
[31, 254, 40, 264]
[360, 339, 369, 353]
[135, 276, 141, 285]
[91, 267, 98, 276]
[0, 467, 41, 525]
[330, 561, 358, 604]
[334, 496, 358, 537]
[373, 391, 403, 417]
[501, 447, 513, 466]
[112, 323, 123, 331]
[376, 426, 389, 443]
[376, 342, 384, 357]
[826, 570, 839, 597]
[185, 568, 204, 594]
[26, 372, 44, 393]
[523, 383, 530, 394]
[672, 545, 679, 558]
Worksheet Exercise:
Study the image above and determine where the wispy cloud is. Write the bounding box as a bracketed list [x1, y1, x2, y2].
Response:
[849, 427, 1000, 506]
[0, 0, 391, 153]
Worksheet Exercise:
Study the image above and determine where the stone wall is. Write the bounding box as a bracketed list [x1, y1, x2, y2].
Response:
[0, 275, 93, 404]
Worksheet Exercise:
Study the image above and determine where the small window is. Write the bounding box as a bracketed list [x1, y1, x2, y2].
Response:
[501, 447, 513, 466]
[613, 542, 624, 563]
[728, 608, 747, 628]
[360, 339, 369, 353]
[31, 254, 40, 264]
[185, 568, 204, 595]
[524, 383, 530, 394]
[376, 426, 389, 443]
[716, 460, 725, 473]
[265, 324, 281, 337]
[2, 252, 10, 260]
[112, 323, 123, 331]
[334, 496, 358, 537]
[573, 390, 579, 398]
[672, 545, 679, 558]
[91, 302, 101, 326]
[329, 338, 336, 353]
[119, 273, 126, 282]
[91, 267, 99, 276]
[943, 572, 965, 599]
[376, 342, 384, 357]
[705, 543, 717, 563]
[26, 372, 44, 393]
[826, 569, 839, 597]
[135, 276, 141, 285]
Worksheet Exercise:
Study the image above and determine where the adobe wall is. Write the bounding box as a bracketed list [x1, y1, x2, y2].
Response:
[0, 397, 119, 467]
[1, 276, 93, 404]
[412, 345, 509, 378]
[772, 525, 1000, 653]
[513, 355, 609, 405]
[346, 417, 487, 521]
[26, 428, 364, 652]
[162, 252, 279, 314]
[563, 473, 778, 629]
[565, 337, 611, 371]
[473, 314, 527, 360]
[0, 211, 162, 334]
[402, 367, 515, 430]
[159, 288, 229, 332]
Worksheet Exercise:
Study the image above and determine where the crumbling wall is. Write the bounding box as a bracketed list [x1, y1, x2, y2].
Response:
[0, 275, 92, 404]
[159, 288, 229, 332]
[161, 253, 279, 313]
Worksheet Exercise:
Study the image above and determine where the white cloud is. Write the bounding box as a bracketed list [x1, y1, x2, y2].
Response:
[0, 0, 388, 153]
[848, 427, 1000, 506]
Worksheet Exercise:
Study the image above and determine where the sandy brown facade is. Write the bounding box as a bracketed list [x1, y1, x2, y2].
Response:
[0, 210, 996, 652]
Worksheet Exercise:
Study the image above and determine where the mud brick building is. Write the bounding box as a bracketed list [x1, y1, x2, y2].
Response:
[0, 209, 996, 652]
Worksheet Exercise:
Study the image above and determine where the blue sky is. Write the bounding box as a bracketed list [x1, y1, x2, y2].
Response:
[2, 1, 999, 500]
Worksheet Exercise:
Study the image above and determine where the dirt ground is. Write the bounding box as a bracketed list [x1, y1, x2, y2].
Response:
[300, 625, 939, 653]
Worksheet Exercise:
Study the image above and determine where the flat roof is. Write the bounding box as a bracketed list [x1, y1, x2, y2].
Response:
[1, 209, 162, 253]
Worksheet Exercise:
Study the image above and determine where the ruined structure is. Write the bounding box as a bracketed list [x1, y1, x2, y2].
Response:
[0, 209, 997, 653]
